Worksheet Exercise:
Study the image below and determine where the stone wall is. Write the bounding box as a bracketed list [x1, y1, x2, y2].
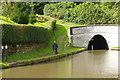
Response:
[68, 25, 119, 49]
[7, 43, 45, 54]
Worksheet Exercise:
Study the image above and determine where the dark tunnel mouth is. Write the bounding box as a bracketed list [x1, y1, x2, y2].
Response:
[87, 35, 109, 50]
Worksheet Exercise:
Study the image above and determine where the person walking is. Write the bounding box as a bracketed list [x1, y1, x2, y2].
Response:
[53, 41, 58, 54]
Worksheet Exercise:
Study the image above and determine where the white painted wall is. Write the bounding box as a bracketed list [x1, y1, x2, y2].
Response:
[68, 26, 119, 49]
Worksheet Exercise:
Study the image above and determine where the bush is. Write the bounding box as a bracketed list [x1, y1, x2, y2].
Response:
[46, 19, 56, 32]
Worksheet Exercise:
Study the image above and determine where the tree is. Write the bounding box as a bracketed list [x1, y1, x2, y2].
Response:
[10, 2, 30, 24]
[29, 2, 36, 24]
[2, 2, 13, 22]
[33, 2, 48, 15]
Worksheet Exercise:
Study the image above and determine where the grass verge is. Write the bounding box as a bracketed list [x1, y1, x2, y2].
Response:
[2, 15, 85, 63]
[17, 47, 85, 63]
[6, 23, 79, 63]
[112, 47, 120, 48]
[111, 47, 120, 51]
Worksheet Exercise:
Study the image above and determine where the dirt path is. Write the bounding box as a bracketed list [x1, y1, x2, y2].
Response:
[11, 33, 67, 63]
[57, 33, 67, 51]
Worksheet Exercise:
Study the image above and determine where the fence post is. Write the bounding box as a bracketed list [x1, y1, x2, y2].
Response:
[5, 45, 8, 62]
[1, 46, 4, 62]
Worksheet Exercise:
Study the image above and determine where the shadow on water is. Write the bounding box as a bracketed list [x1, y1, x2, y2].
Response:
[87, 50, 109, 54]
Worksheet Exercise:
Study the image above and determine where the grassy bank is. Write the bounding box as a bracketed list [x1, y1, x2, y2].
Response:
[1, 47, 85, 69]
[0, 16, 47, 27]
[112, 47, 120, 48]
[5, 23, 84, 63]
[17, 47, 85, 63]
[6, 24, 66, 62]
[0, 16, 17, 24]
[1, 15, 85, 63]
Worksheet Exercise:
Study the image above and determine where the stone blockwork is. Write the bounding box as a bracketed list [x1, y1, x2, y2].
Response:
[7, 43, 45, 54]
[68, 25, 119, 49]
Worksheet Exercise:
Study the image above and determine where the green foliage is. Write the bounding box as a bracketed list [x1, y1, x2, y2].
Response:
[40, 15, 53, 21]
[29, 10, 37, 24]
[2, 24, 21, 45]
[0, 63, 10, 68]
[39, 15, 56, 31]
[2, 24, 51, 45]
[7, 47, 84, 63]
[46, 19, 56, 32]
[0, 16, 17, 24]
[10, 2, 30, 24]
[44, 2, 76, 18]
[29, 2, 37, 24]
[6, 23, 69, 62]
[33, 2, 48, 15]
[2, 2, 13, 17]
[2, 15, 56, 45]
[44, 2, 118, 24]
[99, 2, 118, 24]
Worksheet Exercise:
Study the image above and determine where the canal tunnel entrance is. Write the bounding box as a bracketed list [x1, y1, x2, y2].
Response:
[87, 35, 109, 50]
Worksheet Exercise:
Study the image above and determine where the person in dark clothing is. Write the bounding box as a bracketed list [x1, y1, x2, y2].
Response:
[53, 41, 58, 54]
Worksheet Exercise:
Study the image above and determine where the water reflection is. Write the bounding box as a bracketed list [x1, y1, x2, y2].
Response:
[71, 50, 118, 78]
[2, 50, 118, 78]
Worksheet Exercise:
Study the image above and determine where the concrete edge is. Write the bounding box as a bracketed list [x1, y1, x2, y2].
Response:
[2, 49, 87, 69]
[111, 48, 120, 51]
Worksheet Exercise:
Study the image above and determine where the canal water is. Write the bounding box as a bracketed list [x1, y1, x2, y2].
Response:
[2, 50, 118, 78]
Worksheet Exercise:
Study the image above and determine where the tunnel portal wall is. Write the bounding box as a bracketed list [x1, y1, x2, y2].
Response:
[68, 26, 119, 49]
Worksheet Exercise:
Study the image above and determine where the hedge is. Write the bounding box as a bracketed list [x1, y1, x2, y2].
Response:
[2, 17, 56, 45]
[2, 24, 48, 45]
